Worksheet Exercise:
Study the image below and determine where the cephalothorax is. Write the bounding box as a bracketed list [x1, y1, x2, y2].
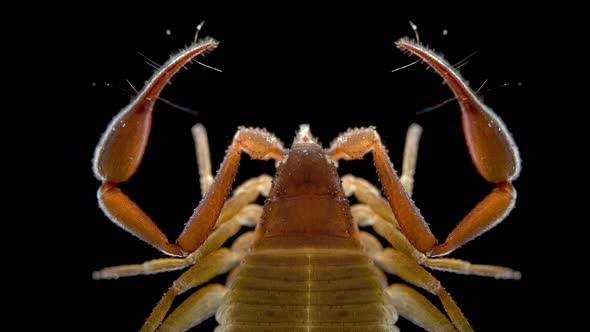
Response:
[93, 35, 521, 332]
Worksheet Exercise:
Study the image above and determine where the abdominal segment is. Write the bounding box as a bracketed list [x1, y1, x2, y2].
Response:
[215, 248, 399, 332]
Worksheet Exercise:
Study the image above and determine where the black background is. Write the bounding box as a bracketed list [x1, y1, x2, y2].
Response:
[5, 2, 586, 331]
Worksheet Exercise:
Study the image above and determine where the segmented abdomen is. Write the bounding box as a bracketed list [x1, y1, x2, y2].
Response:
[215, 248, 398, 332]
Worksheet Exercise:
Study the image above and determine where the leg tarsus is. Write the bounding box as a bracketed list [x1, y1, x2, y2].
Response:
[93, 257, 188, 280]
[93, 214, 246, 279]
[424, 257, 521, 280]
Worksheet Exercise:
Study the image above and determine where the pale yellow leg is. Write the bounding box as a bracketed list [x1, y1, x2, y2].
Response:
[386, 284, 456, 332]
[229, 231, 256, 258]
[350, 203, 381, 227]
[143, 232, 256, 332]
[424, 257, 521, 280]
[140, 248, 239, 332]
[192, 123, 214, 195]
[342, 175, 398, 227]
[367, 212, 521, 280]
[375, 248, 473, 332]
[93, 218, 239, 279]
[224, 231, 256, 288]
[158, 284, 228, 332]
[351, 201, 424, 263]
[93, 203, 262, 279]
[358, 231, 383, 257]
[216, 177, 271, 226]
[357, 231, 389, 288]
[400, 123, 423, 197]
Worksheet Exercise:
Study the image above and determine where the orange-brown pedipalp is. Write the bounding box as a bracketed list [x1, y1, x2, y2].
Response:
[330, 38, 521, 256]
[176, 127, 286, 253]
[93, 39, 219, 184]
[93, 38, 287, 256]
[93, 39, 219, 256]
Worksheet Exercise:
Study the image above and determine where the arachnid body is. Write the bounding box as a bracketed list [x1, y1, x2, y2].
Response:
[93, 35, 521, 332]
